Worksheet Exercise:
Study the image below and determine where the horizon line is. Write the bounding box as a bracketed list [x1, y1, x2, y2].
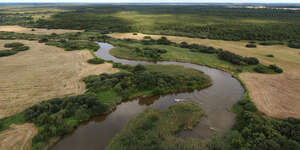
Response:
[1, 2, 300, 4]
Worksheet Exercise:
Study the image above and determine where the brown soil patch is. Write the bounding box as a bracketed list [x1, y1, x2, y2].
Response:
[0, 40, 119, 118]
[0, 25, 83, 35]
[0, 123, 37, 150]
[109, 33, 300, 118]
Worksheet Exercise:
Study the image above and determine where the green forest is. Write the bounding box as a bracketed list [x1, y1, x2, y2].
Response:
[2, 5, 299, 41]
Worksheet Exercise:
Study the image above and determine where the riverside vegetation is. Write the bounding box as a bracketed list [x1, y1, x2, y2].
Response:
[0, 61, 211, 150]
[109, 37, 283, 74]
[105, 38, 300, 150]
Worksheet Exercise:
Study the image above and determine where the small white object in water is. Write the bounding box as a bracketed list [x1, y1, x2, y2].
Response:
[209, 127, 217, 131]
[174, 98, 184, 102]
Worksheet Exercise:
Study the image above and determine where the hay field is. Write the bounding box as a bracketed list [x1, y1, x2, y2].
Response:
[0, 123, 37, 150]
[108, 33, 300, 118]
[0, 40, 118, 119]
[0, 25, 83, 35]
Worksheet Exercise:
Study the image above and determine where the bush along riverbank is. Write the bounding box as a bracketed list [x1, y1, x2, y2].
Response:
[108, 37, 283, 74]
[0, 64, 212, 150]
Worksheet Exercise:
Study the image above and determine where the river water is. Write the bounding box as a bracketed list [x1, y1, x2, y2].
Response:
[51, 42, 244, 150]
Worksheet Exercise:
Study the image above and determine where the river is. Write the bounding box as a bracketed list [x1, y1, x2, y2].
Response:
[51, 42, 244, 150]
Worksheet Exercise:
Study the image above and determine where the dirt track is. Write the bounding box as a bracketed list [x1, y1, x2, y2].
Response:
[0, 40, 118, 119]
[108, 33, 300, 118]
[0, 25, 82, 35]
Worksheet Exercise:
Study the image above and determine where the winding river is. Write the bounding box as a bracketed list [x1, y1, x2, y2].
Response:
[51, 42, 244, 150]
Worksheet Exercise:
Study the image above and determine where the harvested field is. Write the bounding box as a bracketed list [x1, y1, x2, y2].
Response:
[0, 40, 118, 118]
[0, 25, 83, 35]
[109, 33, 300, 118]
[0, 123, 37, 150]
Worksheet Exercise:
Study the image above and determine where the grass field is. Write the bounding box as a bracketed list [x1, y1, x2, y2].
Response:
[0, 123, 36, 150]
[109, 38, 258, 73]
[109, 33, 300, 118]
[0, 25, 83, 35]
[0, 40, 118, 119]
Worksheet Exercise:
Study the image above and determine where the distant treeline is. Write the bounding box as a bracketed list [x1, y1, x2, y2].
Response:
[23, 5, 300, 41]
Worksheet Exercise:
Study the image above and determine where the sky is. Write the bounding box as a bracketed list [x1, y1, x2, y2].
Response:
[0, 0, 299, 3]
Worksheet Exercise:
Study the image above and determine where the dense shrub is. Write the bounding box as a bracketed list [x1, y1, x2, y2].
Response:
[218, 51, 259, 65]
[254, 64, 274, 73]
[254, 64, 283, 73]
[141, 37, 173, 45]
[156, 37, 172, 45]
[0, 42, 29, 57]
[38, 38, 49, 43]
[266, 54, 274, 57]
[24, 93, 107, 149]
[83, 64, 210, 99]
[179, 42, 219, 54]
[141, 39, 156, 45]
[0, 50, 18, 57]
[259, 41, 284, 46]
[288, 41, 300, 49]
[143, 36, 151, 39]
[87, 58, 105, 64]
[246, 43, 257, 48]
[135, 47, 167, 60]
[244, 57, 259, 65]
[4, 42, 24, 48]
[13, 46, 29, 51]
[269, 64, 283, 73]
[112, 63, 133, 71]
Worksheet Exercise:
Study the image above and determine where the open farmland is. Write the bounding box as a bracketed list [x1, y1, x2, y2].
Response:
[0, 25, 83, 35]
[0, 123, 36, 150]
[0, 40, 118, 118]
